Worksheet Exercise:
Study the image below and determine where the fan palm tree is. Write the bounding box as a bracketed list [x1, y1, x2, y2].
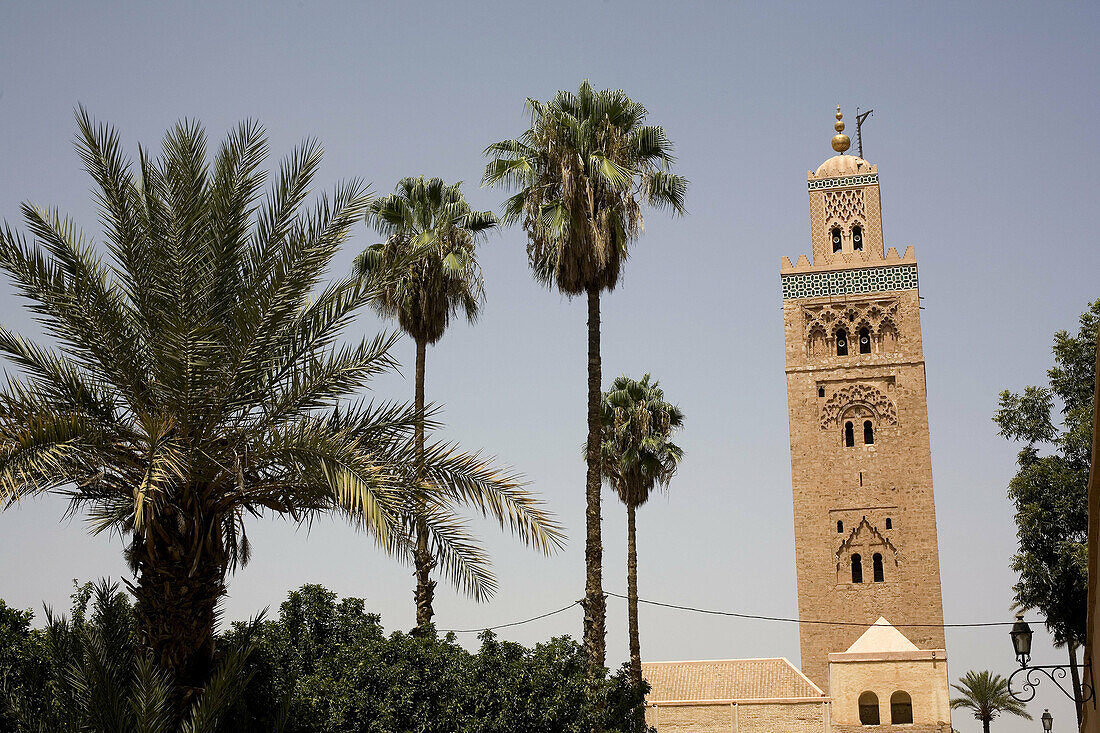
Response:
[950, 670, 1031, 732]
[483, 80, 687, 673]
[599, 374, 683, 726]
[0, 110, 562, 715]
[355, 176, 553, 632]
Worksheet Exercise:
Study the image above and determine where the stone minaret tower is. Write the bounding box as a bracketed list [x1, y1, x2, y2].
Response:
[781, 109, 947, 692]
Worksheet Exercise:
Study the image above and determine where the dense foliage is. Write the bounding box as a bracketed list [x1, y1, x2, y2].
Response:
[225, 584, 642, 732]
[0, 583, 644, 733]
[993, 300, 1099, 647]
[1, 581, 260, 733]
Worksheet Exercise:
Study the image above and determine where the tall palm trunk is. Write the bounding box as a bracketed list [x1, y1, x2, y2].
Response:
[413, 337, 436, 633]
[626, 502, 646, 731]
[130, 505, 226, 717]
[983, 716, 990, 733]
[583, 286, 607, 675]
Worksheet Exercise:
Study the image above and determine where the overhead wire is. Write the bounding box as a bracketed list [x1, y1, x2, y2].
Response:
[437, 593, 1028, 634]
[438, 600, 580, 634]
[608, 592, 1023, 629]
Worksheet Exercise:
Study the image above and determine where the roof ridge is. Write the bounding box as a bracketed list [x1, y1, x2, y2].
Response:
[643, 657, 790, 665]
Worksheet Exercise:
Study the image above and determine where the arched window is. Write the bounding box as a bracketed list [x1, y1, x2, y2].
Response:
[873, 553, 884, 582]
[844, 421, 855, 447]
[809, 328, 826, 357]
[864, 420, 875, 445]
[852, 225, 864, 251]
[880, 322, 898, 353]
[836, 329, 848, 356]
[885, 518, 892, 530]
[859, 327, 871, 354]
[837, 520, 844, 533]
[890, 691, 913, 724]
[831, 226, 842, 253]
[851, 554, 863, 584]
[858, 691, 880, 725]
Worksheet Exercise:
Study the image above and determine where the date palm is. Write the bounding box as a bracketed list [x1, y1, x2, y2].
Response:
[484, 80, 687, 674]
[950, 670, 1031, 732]
[355, 176, 555, 632]
[599, 374, 683, 726]
[0, 110, 561, 714]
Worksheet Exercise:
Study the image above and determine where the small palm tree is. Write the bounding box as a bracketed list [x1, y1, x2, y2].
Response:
[599, 374, 683, 727]
[950, 670, 1031, 732]
[0, 111, 561, 714]
[355, 176, 558, 632]
[484, 81, 687, 673]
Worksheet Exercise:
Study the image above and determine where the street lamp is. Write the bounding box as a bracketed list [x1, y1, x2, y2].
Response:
[1011, 613, 1033, 667]
[1006, 614, 1094, 706]
[1041, 708, 1052, 731]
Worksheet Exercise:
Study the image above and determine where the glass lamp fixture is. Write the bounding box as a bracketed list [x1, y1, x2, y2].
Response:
[1011, 613, 1033, 667]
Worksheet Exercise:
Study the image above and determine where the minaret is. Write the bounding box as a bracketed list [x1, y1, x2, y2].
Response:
[780, 109, 947, 692]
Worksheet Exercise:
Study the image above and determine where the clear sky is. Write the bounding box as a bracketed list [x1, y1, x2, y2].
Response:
[1, 2, 1098, 730]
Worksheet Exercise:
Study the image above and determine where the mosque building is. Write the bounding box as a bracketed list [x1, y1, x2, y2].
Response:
[642, 110, 953, 733]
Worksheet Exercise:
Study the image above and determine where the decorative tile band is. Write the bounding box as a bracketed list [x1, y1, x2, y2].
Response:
[781, 264, 917, 300]
[807, 173, 879, 191]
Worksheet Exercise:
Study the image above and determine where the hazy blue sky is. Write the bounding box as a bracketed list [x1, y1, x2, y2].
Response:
[2, 2, 1098, 730]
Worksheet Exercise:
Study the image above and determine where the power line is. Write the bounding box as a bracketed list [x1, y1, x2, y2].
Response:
[608, 592, 1021, 629]
[438, 600, 580, 634]
[436, 593, 1028, 635]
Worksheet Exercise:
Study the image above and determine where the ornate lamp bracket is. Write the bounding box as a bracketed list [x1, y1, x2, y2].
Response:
[1008, 662, 1095, 707]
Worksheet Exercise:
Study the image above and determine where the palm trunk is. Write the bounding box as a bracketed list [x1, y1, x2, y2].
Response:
[983, 717, 990, 733]
[582, 285, 606, 677]
[130, 510, 226, 718]
[412, 337, 436, 634]
[627, 502, 645, 731]
[582, 286, 607, 733]
[1070, 640, 1084, 726]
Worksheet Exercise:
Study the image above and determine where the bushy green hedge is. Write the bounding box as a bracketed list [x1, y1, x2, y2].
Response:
[0, 583, 645, 732]
[223, 584, 643, 732]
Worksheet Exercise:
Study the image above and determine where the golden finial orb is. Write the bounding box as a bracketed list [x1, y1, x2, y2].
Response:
[831, 105, 851, 153]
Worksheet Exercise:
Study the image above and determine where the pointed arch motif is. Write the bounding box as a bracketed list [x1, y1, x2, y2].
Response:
[836, 516, 899, 584]
[821, 384, 898, 430]
[802, 298, 900, 357]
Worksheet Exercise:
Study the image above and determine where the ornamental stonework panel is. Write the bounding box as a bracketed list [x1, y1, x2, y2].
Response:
[824, 189, 866, 224]
[820, 384, 898, 429]
[802, 298, 899, 340]
[807, 173, 879, 191]
[781, 264, 917, 300]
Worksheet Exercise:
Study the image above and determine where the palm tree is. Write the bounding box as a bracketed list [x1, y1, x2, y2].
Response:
[483, 80, 687, 673]
[0, 110, 562, 714]
[355, 175, 547, 632]
[599, 374, 683, 726]
[6, 580, 263, 733]
[950, 670, 1031, 732]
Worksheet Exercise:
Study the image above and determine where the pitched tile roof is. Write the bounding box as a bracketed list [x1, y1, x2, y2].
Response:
[642, 658, 825, 702]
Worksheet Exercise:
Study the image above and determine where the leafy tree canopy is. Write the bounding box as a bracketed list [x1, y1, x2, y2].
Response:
[1, 583, 643, 733]
[994, 300, 1099, 646]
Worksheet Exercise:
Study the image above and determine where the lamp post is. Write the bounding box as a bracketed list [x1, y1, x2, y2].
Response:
[1006, 615, 1094, 706]
[1041, 709, 1053, 731]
